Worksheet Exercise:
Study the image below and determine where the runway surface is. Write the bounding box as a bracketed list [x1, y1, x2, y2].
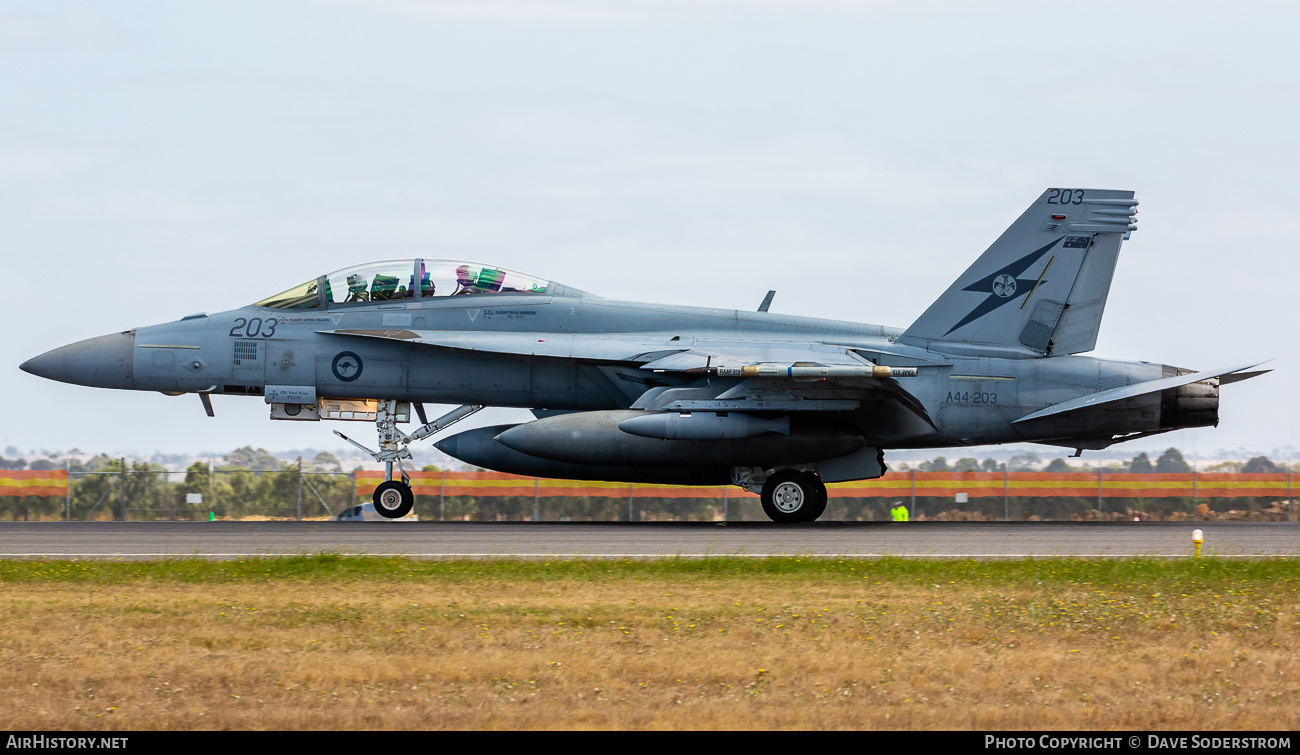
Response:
[0, 521, 1295, 559]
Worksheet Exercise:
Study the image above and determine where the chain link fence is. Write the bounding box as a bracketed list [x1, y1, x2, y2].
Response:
[1, 465, 1297, 522]
[50, 462, 353, 521]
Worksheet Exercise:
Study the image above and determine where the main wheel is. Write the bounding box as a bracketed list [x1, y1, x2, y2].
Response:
[373, 480, 414, 519]
[761, 470, 819, 523]
[804, 474, 828, 522]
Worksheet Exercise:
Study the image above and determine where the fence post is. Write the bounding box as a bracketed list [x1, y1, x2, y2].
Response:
[296, 457, 303, 521]
[1192, 461, 1198, 521]
[628, 483, 635, 523]
[119, 457, 127, 522]
[723, 484, 729, 522]
[1289, 468, 1294, 523]
[1097, 462, 1103, 518]
[911, 469, 916, 517]
[62, 457, 70, 522]
[1003, 466, 1009, 521]
[533, 477, 539, 522]
[209, 457, 215, 519]
[440, 468, 445, 521]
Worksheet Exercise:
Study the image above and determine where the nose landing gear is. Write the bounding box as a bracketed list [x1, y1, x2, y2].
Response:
[334, 401, 483, 518]
[373, 479, 415, 518]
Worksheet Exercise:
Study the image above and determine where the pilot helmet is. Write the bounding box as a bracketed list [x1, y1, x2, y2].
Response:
[347, 273, 368, 293]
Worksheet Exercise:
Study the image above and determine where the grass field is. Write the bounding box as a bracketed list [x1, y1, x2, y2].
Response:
[0, 557, 1296, 730]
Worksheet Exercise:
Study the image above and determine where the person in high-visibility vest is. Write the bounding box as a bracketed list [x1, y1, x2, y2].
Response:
[891, 501, 909, 522]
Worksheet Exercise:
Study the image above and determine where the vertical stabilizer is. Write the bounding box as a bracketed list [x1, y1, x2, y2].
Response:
[899, 188, 1137, 355]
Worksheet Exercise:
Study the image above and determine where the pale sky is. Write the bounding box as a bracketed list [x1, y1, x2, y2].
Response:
[4, 1, 1298, 460]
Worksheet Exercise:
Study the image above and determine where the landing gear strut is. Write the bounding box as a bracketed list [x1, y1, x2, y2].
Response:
[335, 401, 483, 519]
[759, 470, 827, 523]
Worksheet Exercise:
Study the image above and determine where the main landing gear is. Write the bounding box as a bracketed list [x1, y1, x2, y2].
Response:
[335, 401, 483, 519]
[759, 470, 828, 523]
[731, 467, 828, 523]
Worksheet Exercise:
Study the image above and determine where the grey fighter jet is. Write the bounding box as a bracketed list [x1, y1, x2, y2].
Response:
[21, 189, 1268, 522]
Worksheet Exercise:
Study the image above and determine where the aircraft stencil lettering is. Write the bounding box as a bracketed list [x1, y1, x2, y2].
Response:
[21, 189, 1269, 522]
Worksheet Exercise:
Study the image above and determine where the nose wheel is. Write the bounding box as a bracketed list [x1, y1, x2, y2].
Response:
[373, 479, 415, 519]
[760, 470, 828, 523]
[334, 401, 483, 519]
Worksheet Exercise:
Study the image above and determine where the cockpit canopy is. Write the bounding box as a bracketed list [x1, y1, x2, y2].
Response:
[254, 259, 551, 310]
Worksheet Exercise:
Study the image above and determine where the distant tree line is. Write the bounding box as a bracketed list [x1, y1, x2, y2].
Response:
[0, 446, 1294, 521]
[0, 447, 355, 521]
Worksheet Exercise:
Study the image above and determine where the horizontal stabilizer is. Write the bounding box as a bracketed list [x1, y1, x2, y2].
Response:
[1219, 369, 1271, 385]
[1013, 361, 1269, 424]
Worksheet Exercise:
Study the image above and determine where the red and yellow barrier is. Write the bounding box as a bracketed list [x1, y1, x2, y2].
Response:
[356, 470, 1295, 500]
[355, 470, 745, 499]
[2, 467, 1285, 504]
[0, 470, 68, 497]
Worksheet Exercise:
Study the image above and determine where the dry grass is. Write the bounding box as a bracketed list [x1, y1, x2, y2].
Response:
[0, 558, 1296, 730]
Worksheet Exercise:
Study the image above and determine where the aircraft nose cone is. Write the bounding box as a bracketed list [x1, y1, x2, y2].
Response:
[20, 331, 135, 390]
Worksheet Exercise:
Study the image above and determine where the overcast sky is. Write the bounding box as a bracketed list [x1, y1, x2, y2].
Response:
[3, 1, 1298, 461]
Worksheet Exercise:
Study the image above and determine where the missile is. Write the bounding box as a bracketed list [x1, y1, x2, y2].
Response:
[618, 411, 789, 440]
[493, 410, 864, 467]
[434, 425, 730, 485]
[674, 364, 919, 378]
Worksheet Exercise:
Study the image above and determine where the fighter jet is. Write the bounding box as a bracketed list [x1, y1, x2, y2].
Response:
[20, 189, 1268, 522]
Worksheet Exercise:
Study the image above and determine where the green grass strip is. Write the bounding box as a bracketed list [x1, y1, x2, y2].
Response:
[0, 555, 1295, 591]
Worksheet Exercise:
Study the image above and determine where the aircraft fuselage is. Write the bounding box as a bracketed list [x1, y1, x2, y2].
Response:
[29, 292, 1204, 451]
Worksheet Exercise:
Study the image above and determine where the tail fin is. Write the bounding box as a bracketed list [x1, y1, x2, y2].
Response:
[899, 188, 1137, 355]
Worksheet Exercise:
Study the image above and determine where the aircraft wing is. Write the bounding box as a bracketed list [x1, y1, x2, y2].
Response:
[322, 327, 934, 423]
[320, 329, 691, 362]
[1013, 361, 1270, 424]
[320, 329, 904, 372]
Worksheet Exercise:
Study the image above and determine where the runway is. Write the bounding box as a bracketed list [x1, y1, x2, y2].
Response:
[0, 521, 1295, 559]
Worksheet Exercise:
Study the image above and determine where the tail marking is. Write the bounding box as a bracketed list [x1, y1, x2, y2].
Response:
[943, 237, 1061, 336]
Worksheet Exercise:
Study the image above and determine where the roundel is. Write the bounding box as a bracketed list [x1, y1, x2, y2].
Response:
[331, 351, 364, 382]
[992, 274, 1016, 298]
